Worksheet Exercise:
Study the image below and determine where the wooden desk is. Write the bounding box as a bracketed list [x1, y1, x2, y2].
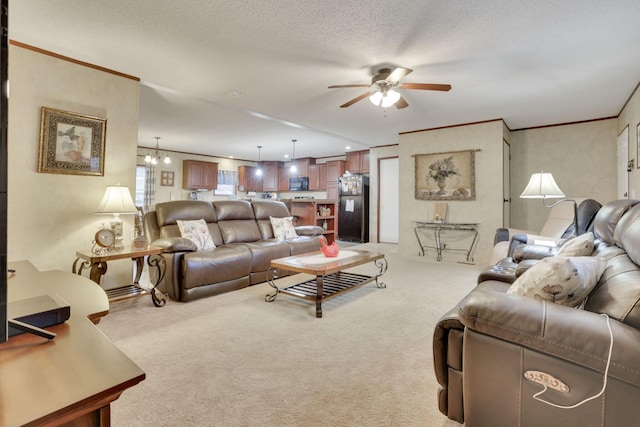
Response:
[1, 260, 145, 426]
[73, 246, 166, 307]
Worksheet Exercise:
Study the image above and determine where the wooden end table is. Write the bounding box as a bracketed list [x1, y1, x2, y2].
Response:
[265, 249, 387, 318]
[72, 246, 167, 307]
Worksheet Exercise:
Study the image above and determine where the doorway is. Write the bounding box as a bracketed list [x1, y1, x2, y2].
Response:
[378, 157, 399, 243]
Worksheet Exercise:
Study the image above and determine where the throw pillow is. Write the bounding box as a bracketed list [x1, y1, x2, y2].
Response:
[176, 219, 216, 250]
[270, 216, 298, 240]
[507, 256, 606, 307]
[555, 232, 595, 257]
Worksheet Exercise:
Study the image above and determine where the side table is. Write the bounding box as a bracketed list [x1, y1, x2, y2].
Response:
[72, 246, 167, 307]
[413, 221, 479, 263]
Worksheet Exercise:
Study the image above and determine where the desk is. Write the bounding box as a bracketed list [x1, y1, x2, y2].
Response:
[73, 246, 166, 307]
[414, 221, 479, 262]
[1, 260, 145, 426]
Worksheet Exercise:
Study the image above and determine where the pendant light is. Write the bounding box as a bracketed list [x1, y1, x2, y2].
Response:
[290, 139, 297, 173]
[255, 145, 263, 176]
[144, 137, 171, 165]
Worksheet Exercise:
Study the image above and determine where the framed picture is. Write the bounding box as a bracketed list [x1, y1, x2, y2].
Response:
[413, 149, 476, 201]
[38, 107, 106, 176]
[160, 170, 174, 186]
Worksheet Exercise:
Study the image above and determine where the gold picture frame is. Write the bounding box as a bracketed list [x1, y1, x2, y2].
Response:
[38, 107, 106, 176]
[413, 149, 476, 201]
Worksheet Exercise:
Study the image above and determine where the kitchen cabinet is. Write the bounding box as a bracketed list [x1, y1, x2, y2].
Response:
[261, 161, 281, 192]
[309, 163, 327, 191]
[346, 150, 370, 174]
[238, 165, 263, 192]
[326, 160, 345, 199]
[182, 160, 218, 190]
[278, 164, 290, 191]
[289, 157, 315, 177]
[289, 198, 338, 245]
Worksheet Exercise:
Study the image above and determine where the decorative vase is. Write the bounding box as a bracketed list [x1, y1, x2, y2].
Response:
[436, 179, 447, 195]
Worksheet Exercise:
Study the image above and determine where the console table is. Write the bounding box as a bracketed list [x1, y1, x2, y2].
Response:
[73, 246, 166, 307]
[413, 221, 479, 263]
[1, 260, 145, 426]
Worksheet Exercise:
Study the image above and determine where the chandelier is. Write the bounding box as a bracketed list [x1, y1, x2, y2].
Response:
[144, 137, 171, 165]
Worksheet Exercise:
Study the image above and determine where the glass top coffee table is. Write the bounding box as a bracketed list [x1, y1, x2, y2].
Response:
[265, 249, 388, 318]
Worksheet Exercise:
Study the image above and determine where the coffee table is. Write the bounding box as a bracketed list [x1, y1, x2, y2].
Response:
[265, 249, 387, 318]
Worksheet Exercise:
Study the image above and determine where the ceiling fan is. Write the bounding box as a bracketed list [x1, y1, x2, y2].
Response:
[328, 67, 451, 109]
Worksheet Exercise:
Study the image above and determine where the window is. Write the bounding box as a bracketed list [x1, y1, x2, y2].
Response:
[135, 165, 146, 206]
[215, 170, 238, 195]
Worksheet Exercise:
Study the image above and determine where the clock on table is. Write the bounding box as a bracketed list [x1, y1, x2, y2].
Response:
[91, 228, 116, 255]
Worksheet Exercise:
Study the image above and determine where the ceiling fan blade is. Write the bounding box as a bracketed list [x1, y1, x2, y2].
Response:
[340, 92, 372, 108]
[328, 84, 371, 89]
[385, 67, 413, 83]
[395, 96, 409, 109]
[400, 83, 452, 91]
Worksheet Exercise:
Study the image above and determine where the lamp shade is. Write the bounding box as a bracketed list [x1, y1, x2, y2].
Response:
[520, 172, 565, 199]
[96, 185, 138, 214]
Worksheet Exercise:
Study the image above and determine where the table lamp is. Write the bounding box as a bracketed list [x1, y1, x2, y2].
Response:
[520, 171, 578, 235]
[96, 184, 138, 249]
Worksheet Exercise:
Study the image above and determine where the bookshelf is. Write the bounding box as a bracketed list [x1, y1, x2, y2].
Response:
[289, 199, 338, 244]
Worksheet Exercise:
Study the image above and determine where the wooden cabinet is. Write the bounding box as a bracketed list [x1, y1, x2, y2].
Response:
[326, 160, 345, 199]
[278, 164, 290, 191]
[290, 157, 315, 177]
[261, 161, 281, 192]
[182, 160, 218, 190]
[238, 165, 263, 192]
[345, 150, 369, 174]
[289, 199, 338, 245]
[309, 163, 327, 191]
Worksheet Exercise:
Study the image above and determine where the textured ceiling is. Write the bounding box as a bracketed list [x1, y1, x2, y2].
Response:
[9, 1, 640, 162]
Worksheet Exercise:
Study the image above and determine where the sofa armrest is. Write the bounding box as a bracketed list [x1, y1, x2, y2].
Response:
[294, 225, 325, 236]
[151, 237, 197, 253]
[458, 289, 640, 387]
[512, 243, 558, 262]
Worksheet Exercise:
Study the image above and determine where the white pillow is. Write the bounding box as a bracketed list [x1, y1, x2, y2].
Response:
[270, 216, 298, 240]
[176, 219, 216, 250]
[507, 256, 606, 307]
[555, 232, 594, 257]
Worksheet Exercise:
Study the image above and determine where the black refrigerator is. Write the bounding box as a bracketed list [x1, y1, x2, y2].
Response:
[338, 175, 369, 242]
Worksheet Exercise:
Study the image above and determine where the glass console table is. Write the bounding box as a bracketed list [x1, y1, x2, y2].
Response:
[413, 221, 479, 263]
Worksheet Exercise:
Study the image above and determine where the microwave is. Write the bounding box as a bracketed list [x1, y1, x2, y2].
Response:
[289, 177, 309, 191]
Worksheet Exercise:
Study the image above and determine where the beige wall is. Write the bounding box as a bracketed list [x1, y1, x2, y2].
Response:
[398, 120, 505, 265]
[509, 119, 618, 232]
[618, 84, 640, 199]
[8, 45, 140, 287]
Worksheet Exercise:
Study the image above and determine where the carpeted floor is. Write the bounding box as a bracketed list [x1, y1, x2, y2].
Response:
[97, 244, 480, 426]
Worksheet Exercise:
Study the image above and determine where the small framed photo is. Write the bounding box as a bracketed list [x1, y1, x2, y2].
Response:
[161, 170, 175, 186]
[38, 107, 106, 176]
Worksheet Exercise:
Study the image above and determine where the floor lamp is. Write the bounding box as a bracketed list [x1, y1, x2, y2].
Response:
[520, 171, 579, 236]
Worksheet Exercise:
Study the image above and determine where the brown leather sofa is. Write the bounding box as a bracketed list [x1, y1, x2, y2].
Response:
[433, 199, 640, 426]
[144, 199, 324, 302]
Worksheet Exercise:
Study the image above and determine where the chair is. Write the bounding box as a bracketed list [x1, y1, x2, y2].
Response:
[489, 199, 600, 264]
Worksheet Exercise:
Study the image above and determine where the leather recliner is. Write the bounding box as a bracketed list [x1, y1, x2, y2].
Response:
[433, 199, 640, 426]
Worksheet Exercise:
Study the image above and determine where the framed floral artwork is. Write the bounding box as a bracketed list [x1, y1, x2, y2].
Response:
[38, 107, 106, 176]
[160, 170, 174, 186]
[413, 149, 476, 200]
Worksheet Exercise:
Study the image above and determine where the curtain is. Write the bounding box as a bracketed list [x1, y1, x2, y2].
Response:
[144, 164, 156, 209]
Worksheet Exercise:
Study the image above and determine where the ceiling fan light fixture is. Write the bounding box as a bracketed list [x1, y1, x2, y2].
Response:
[369, 88, 401, 108]
[369, 91, 383, 106]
